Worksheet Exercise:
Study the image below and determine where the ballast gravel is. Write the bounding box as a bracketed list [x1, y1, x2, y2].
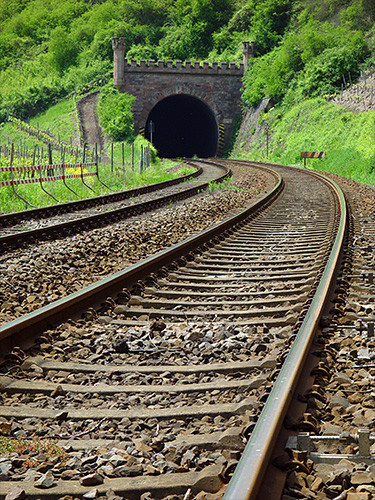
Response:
[0, 166, 273, 324]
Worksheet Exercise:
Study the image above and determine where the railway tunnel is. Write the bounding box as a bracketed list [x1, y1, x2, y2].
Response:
[144, 94, 219, 158]
[112, 38, 246, 158]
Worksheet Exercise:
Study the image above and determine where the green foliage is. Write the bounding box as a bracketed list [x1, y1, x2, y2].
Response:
[208, 177, 246, 192]
[29, 98, 77, 143]
[49, 26, 78, 75]
[243, 15, 370, 107]
[0, 117, 185, 212]
[247, 0, 296, 55]
[0, 0, 374, 142]
[157, 0, 234, 59]
[97, 84, 135, 142]
[234, 98, 375, 185]
[0, 437, 67, 468]
[287, 40, 367, 103]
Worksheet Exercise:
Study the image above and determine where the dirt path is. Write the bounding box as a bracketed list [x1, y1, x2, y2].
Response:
[76, 91, 105, 152]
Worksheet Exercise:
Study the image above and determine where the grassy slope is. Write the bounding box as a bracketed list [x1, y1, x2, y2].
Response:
[0, 101, 183, 213]
[29, 98, 78, 144]
[234, 97, 375, 185]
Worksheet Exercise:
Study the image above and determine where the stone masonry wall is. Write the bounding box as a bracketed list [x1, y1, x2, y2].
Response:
[115, 59, 244, 152]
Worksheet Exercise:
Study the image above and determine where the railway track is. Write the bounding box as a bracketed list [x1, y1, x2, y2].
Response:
[0, 160, 346, 500]
[273, 177, 375, 500]
[0, 161, 228, 252]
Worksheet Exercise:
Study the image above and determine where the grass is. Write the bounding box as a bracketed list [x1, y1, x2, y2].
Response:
[0, 436, 67, 469]
[0, 102, 189, 212]
[29, 98, 78, 145]
[207, 177, 247, 192]
[234, 97, 375, 186]
[0, 156, 192, 212]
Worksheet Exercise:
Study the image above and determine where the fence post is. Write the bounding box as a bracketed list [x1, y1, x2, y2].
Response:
[48, 143, 53, 176]
[31, 145, 36, 179]
[131, 143, 134, 171]
[95, 143, 110, 190]
[111, 143, 114, 173]
[140, 145, 144, 172]
[80, 148, 96, 193]
[10, 143, 34, 206]
[122, 143, 125, 172]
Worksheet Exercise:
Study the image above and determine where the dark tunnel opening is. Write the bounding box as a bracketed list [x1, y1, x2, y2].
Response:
[145, 94, 218, 158]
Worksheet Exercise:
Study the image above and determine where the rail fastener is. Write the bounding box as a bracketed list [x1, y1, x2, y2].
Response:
[287, 429, 375, 465]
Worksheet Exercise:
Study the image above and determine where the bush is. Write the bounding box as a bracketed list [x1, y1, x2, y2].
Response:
[97, 84, 135, 142]
[289, 41, 367, 102]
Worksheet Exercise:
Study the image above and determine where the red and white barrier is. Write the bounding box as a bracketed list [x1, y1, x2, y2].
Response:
[0, 163, 97, 187]
[0, 162, 96, 173]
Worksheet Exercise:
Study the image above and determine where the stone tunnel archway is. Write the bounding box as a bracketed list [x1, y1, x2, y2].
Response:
[144, 94, 218, 158]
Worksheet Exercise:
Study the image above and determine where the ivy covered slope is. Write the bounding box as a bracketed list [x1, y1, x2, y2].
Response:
[236, 0, 375, 184]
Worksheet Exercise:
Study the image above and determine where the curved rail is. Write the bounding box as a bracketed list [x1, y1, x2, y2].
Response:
[0, 163, 203, 227]
[0, 163, 282, 354]
[0, 161, 229, 252]
[223, 172, 347, 500]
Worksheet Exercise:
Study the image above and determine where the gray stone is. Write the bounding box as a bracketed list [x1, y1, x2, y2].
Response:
[315, 463, 335, 484]
[321, 423, 343, 435]
[34, 471, 55, 489]
[114, 464, 143, 477]
[328, 395, 350, 409]
[83, 489, 98, 499]
[4, 488, 26, 500]
[109, 454, 127, 467]
[61, 469, 80, 480]
[80, 473, 104, 486]
[335, 372, 353, 384]
[0, 462, 11, 478]
[351, 471, 375, 485]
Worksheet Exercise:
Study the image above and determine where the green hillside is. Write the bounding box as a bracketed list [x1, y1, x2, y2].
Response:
[1, 0, 374, 122]
[1, 0, 375, 181]
[234, 97, 375, 184]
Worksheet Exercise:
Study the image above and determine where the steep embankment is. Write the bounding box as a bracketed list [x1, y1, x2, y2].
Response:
[234, 75, 375, 186]
[331, 70, 375, 112]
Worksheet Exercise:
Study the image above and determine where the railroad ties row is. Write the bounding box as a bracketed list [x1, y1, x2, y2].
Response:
[0, 163, 340, 500]
[0, 162, 272, 327]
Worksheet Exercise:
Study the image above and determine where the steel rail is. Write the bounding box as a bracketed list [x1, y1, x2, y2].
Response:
[0, 163, 203, 227]
[0, 161, 227, 251]
[222, 170, 347, 500]
[0, 164, 282, 354]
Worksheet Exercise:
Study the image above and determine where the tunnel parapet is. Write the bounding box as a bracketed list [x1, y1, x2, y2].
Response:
[120, 58, 244, 77]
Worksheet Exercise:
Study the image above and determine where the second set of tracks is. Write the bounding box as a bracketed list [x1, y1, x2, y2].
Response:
[0, 161, 228, 252]
[0, 159, 347, 500]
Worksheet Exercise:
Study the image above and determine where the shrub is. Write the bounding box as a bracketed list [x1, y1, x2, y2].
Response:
[97, 84, 135, 142]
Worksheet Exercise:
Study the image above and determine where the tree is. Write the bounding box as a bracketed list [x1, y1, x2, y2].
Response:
[48, 26, 78, 75]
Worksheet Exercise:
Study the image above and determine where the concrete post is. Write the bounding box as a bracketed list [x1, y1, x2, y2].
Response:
[112, 37, 125, 88]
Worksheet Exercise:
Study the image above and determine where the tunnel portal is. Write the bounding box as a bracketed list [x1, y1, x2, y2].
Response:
[145, 94, 218, 158]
